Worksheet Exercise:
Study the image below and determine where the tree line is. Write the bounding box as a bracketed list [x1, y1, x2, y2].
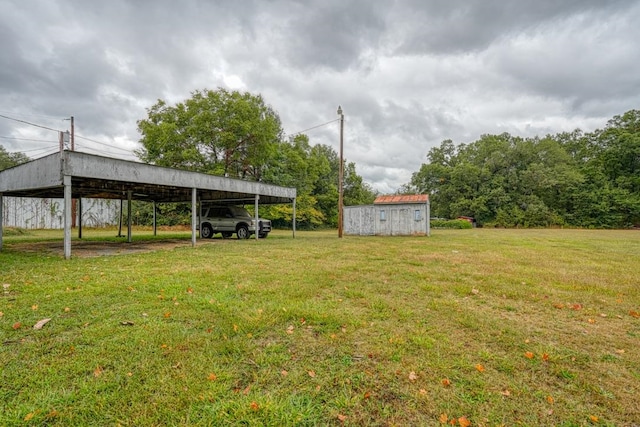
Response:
[403, 110, 640, 228]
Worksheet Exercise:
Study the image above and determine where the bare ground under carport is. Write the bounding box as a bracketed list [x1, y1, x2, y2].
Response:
[6, 238, 217, 258]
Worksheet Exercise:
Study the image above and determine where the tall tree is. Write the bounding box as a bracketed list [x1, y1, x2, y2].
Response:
[136, 88, 283, 181]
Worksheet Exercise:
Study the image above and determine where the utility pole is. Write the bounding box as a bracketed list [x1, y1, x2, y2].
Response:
[70, 115, 74, 151]
[337, 106, 344, 238]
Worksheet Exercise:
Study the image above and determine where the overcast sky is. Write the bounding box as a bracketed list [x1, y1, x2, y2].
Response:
[2, 1, 639, 193]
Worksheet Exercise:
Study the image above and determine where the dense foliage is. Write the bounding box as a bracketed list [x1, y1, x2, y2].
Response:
[404, 110, 640, 228]
[136, 89, 376, 228]
[0, 145, 29, 171]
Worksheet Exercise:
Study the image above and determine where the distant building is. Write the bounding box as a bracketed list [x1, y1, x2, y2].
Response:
[343, 194, 430, 236]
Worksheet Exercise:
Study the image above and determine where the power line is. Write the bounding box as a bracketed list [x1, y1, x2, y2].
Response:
[0, 135, 58, 143]
[0, 110, 66, 121]
[0, 113, 61, 133]
[289, 118, 340, 137]
[75, 134, 137, 154]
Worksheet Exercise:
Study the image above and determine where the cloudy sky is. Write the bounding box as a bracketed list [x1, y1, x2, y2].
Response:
[1, 1, 639, 193]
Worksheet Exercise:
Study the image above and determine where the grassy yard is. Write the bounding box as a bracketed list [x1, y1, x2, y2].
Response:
[1, 228, 639, 426]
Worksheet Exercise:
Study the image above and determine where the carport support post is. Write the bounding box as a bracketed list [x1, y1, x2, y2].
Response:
[78, 197, 83, 239]
[127, 190, 132, 243]
[191, 188, 197, 247]
[254, 194, 259, 241]
[64, 175, 72, 259]
[292, 198, 296, 238]
[153, 201, 157, 236]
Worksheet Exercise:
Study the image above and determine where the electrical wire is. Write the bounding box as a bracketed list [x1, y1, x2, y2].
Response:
[74, 134, 137, 154]
[289, 118, 340, 137]
[0, 135, 58, 143]
[0, 113, 61, 133]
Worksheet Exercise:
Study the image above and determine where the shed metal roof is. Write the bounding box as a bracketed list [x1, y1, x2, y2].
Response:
[374, 194, 429, 205]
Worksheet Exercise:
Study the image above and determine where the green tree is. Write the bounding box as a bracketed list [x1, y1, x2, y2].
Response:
[136, 88, 283, 181]
[0, 145, 29, 171]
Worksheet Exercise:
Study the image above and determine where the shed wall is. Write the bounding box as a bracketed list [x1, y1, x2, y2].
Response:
[344, 203, 429, 236]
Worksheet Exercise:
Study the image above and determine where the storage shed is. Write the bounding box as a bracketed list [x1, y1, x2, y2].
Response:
[343, 194, 430, 236]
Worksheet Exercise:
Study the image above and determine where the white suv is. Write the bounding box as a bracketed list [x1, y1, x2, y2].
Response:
[200, 205, 271, 239]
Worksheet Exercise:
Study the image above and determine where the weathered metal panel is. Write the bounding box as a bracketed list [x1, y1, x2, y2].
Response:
[344, 205, 375, 235]
[1, 197, 119, 229]
[0, 152, 62, 192]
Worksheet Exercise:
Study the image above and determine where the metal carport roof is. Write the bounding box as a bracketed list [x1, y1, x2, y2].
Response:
[0, 151, 297, 258]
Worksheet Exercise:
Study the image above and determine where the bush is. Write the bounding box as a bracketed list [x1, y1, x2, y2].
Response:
[430, 219, 473, 229]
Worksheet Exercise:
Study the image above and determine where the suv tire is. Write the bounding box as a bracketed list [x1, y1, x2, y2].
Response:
[201, 224, 214, 239]
[236, 225, 250, 239]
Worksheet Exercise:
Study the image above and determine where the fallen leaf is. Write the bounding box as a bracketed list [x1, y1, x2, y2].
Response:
[64, 307, 71, 312]
[475, 364, 485, 373]
[186, 287, 193, 294]
[250, 401, 259, 411]
[243, 385, 251, 395]
[419, 389, 427, 396]
[0, 312, 3, 317]
[546, 395, 554, 404]
[471, 288, 479, 295]
[589, 415, 599, 422]
[615, 349, 625, 354]
[31, 304, 38, 311]
[281, 370, 288, 376]
[94, 366, 103, 377]
[553, 303, 565, 309]
[599, 313, 607, 318]
[630, 310, 640, 318]
[127, 372, 133, 377]
[233, 324, 239, 332]
[439, 413, 449, 424]
[286, 325, 294, 334]
[308, 370, 316, 378]
[525, 352, 534, 359]
[207, 373, 217, 381]
[120, 321, 134, 326]
[163, 312, 171, 318]
[337, 414, 347, 422]
[500, 389, 511, 396]
[12, 322, 21, 330]
[409, 371, 418, 381]
[587, 318, 596, 324]
[571, 303, 583, 310]
[24, 413, 35, 421]
[33, 318, 52, 330]
[458, 416, 471, 427]
[442, 378, 451, 387]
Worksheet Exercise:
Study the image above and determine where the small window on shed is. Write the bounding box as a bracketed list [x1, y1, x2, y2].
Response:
[380, 210, 386, 221]
[414, 209, 422, 221]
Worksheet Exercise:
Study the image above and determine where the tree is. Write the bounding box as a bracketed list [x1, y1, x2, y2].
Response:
[136, 88, 283, 181]
[0, 145, 29, 171]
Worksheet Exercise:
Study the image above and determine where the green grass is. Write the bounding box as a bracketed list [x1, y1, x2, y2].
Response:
[1, 228, 639, 426]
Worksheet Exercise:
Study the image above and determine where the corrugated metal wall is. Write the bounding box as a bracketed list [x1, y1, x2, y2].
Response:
[345, 204, 429, 236]
[2, 197, 119, 229]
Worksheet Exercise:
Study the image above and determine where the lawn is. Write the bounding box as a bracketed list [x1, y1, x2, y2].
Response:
[1, 228, 639, 426]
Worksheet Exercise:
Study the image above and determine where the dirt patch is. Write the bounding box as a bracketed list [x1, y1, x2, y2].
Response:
[9, 239, 214, 258]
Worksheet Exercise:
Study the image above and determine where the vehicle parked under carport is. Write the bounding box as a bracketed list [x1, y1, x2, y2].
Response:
[199, 205, 271, 239]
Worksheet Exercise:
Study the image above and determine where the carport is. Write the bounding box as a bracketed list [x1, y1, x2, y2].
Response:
[0, 151, 297, 258]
